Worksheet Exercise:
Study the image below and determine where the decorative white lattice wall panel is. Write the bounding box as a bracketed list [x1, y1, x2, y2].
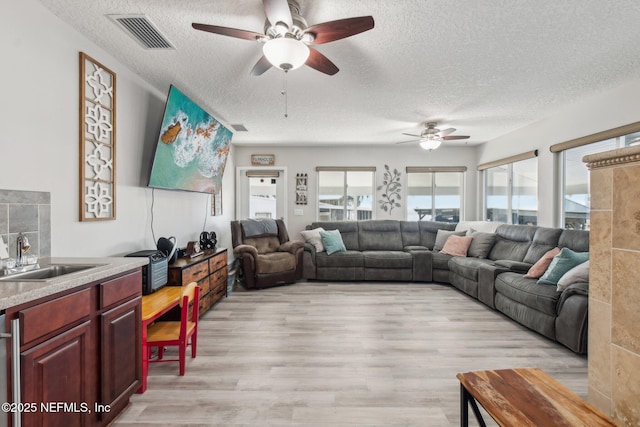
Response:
[79, 52, 116, 221]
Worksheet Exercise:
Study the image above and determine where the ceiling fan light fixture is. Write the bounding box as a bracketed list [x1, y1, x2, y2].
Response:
[263, 37, 310, 71]
[419, 137, 442, 150]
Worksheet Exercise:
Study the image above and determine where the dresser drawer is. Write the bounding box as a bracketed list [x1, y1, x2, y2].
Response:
[208, 251, 227, 272]
[182, 261, 209, 284]
[197, 276, 211, 297]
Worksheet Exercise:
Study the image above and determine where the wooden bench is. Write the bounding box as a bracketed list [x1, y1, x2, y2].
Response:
[456, 368, 616, 427]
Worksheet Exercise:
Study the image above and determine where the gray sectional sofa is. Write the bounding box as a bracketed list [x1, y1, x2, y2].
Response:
[301, 220, 589, 354]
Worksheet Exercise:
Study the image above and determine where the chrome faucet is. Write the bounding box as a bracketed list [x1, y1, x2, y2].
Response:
[16, 233, 30, 267]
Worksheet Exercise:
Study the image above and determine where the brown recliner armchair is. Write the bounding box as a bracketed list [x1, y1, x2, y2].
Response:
[231, 219, 304, 289]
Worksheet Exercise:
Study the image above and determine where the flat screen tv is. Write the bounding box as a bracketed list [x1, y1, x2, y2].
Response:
[148, 85, 232, 194]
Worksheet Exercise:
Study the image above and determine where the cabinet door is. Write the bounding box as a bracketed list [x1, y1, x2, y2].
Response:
[100, 297, 141, 421]
[21, 321, 93, 427]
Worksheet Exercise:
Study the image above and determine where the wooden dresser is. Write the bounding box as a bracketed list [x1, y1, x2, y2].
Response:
[167, 248, 228, 316]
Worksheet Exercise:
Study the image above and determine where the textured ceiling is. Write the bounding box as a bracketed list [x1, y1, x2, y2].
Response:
[39, 0, 640, 147]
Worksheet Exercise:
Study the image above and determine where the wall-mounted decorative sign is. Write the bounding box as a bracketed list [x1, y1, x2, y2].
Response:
[251, 154, 275, 166]
[295, 173, 308, 205]
[79, 52, 116, 221]
[377, 164, 402, 214]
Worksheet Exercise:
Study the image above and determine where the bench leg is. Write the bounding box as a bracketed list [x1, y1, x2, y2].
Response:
[460, 384, 487, 427]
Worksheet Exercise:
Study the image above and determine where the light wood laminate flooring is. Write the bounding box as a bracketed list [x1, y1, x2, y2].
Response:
[115, 282, 588, 426]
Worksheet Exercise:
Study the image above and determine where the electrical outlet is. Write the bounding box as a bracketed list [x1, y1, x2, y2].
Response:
[294, 209, 304, 216]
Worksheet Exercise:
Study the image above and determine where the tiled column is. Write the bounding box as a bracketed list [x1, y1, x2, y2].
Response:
[584, 145, 640, 426]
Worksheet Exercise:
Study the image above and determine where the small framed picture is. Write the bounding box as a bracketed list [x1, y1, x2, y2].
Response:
[251, 154, 275, 166]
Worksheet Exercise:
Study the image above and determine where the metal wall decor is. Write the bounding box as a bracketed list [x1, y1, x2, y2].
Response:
[79, 52, 116, 221]
[377, 164, 402, 214]
[295, 173, 308, 205]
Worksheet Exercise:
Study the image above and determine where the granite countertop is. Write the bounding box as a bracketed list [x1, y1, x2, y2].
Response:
[0, 256, 148, 310]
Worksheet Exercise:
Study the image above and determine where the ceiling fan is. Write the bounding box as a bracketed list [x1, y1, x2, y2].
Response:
[192, 0, 375, 76]
[396, 122, 470, 150]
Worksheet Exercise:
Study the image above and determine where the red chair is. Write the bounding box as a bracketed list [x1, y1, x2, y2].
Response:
[147, 282, 200, 375]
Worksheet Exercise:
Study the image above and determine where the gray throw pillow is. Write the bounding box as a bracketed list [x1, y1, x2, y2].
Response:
[467, 232, 496, 258]
[433, 230, 467, 251]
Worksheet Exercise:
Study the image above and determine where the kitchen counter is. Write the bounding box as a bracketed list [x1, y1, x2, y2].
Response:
[0, 256, 148, 310]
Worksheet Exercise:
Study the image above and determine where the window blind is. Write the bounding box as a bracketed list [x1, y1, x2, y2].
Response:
[477, 150, 538, 171]
[549, 121, 640, 153]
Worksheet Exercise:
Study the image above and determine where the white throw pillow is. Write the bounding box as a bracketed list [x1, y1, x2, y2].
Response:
[300, 227, 325, 252]
[556, 260, 589, 291]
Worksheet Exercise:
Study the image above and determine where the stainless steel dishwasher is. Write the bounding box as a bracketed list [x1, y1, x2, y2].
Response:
[0, 313, 21, 427]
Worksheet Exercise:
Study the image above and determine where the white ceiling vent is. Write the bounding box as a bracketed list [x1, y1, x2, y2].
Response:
[108, 14, 174, 49]
[231, 124, 248, 132]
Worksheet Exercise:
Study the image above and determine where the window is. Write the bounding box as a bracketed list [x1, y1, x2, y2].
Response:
[484, 156, 538, 225]
[562, 131, 639, 230]
[406, 167, 465, 222]
[317, 168, 375, 221]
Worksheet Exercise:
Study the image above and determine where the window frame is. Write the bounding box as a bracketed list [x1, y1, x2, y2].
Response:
[405, 166, 466, 222]
[481, 153, 538, 225]
[316, 167, 376, 221]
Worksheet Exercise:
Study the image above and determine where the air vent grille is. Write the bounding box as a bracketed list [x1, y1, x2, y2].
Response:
[231, 124, 248, 132]
[108, 14, 174, 49]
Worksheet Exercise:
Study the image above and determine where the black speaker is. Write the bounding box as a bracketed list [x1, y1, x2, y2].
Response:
[199, 231, 217, 250]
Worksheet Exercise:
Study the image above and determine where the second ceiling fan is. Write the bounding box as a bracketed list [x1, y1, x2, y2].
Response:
[397, 122, 470, 150]
[192, 0, 375, 76]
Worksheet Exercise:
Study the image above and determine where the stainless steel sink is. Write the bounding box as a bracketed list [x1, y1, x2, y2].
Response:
[0, 264, 101, 281]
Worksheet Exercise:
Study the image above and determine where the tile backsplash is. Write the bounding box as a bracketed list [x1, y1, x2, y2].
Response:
[0, 189, 51, 259]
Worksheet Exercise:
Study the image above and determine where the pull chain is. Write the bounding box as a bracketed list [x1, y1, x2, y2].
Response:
[281, 70, 288, 118]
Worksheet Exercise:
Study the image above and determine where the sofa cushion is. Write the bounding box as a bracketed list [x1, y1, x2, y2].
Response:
[538, 248, 589, 286]
[556, 260, 589, 291]
[316, 251, 364, 268]
[400, 221, 421, 247]
[524, 247, 560, 278]
[418, 221, 457, 249]
[431, 251, 454, 270]
[559, 229, 590, 252]
[448, 257, 495, 281]
[310, 221, 360, 250]
[489, 224, 537, 262]
[359, 220, 403, 251]
[523, 227, 563, 264]
[433, 230, 467, 251]
[467, 232, 496, 258]
[255, 252, 296, 274]
[363, 251, 413, 268]
[440, 235, 473, 256]
[320, 230, 347, 255]
[300, 227, 325, 252]
[495, 272, 560, 316]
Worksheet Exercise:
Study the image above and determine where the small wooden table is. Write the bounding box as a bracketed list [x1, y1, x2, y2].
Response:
[138, 286, 183, 393]
[456, 368, 616, 427]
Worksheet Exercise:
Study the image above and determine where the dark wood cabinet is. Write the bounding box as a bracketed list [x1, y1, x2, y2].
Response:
[168, 248, 228, 316]
[21, 321, 93, 427]
[6, 268, 142, 427]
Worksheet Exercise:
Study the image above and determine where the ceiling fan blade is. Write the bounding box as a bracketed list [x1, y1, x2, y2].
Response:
[439, 128, 455, 136]
[263, 0, 292, 28]
[250, 55, 273, 76]
[305, 48, 339, 75]
[401, 133, 421, 138]
[304, 16, 375, 44]
[395, 139, 419, 145]
[442, 135, 470, 140]
[192, 23, 265, 41]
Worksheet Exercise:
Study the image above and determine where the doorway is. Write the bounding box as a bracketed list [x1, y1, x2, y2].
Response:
[236, 167, 287, 222]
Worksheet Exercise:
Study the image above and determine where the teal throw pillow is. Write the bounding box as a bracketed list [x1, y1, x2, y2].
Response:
[319, 229, 347, 255]
[537, 247, 589, 286]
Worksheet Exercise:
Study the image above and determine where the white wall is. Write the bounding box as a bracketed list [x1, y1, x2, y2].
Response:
[0, 0, 235, 257]
[477, 78, 640, 227]
[233, 145, 479, 239]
